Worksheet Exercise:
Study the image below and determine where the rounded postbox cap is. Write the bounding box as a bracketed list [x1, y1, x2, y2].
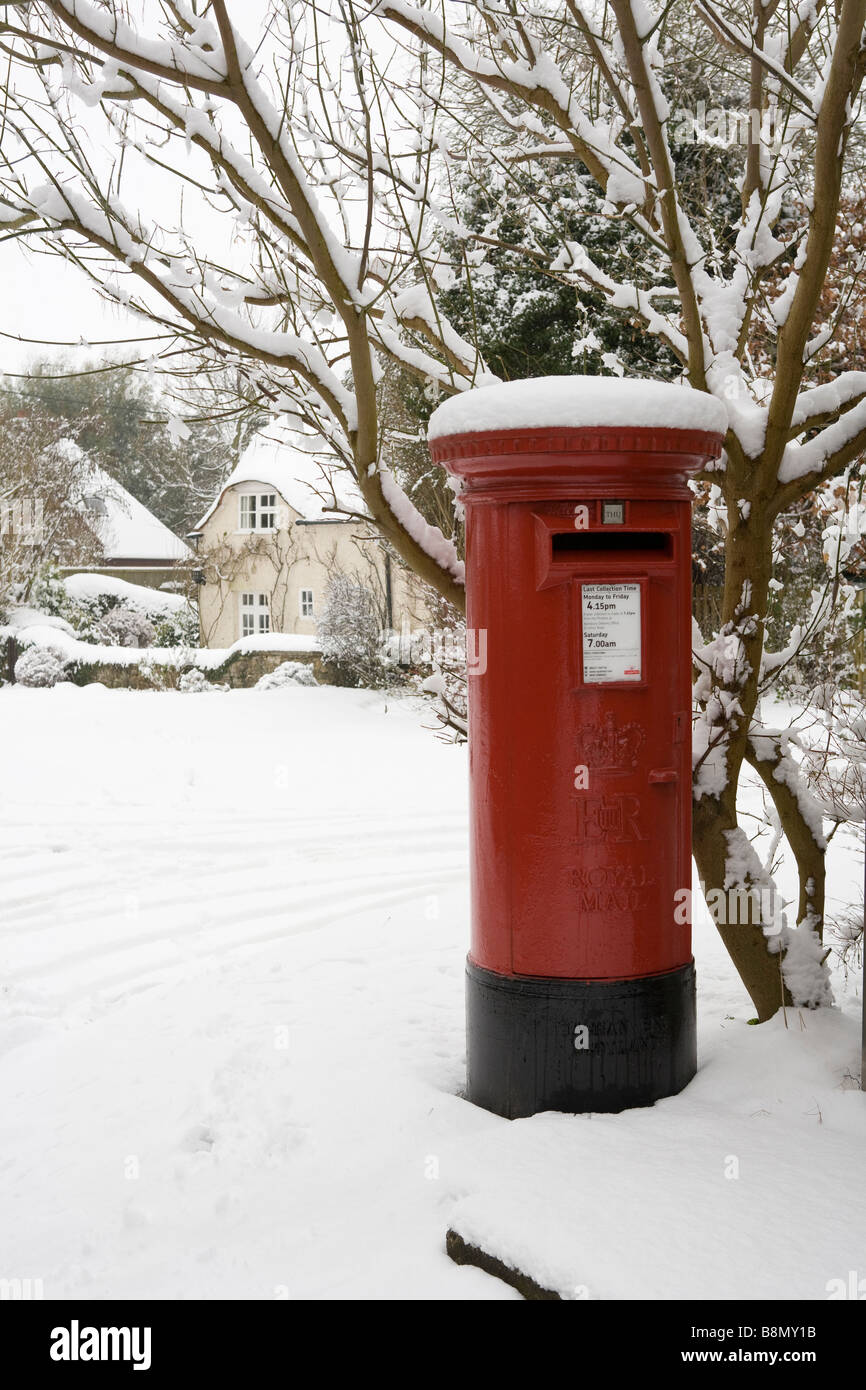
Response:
[429, 375, 727, 499]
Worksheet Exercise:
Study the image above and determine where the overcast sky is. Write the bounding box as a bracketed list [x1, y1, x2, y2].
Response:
[0, 2, 411, 383]
[0, 236, 148, 377]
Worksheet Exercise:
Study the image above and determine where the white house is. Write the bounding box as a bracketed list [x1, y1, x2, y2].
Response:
[188, 433, 428, 648]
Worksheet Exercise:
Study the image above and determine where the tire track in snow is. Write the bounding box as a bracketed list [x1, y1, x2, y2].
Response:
[3, 869, 468, 1010]
[4, 858, 465, 971]
[1, 812, 468, 1010]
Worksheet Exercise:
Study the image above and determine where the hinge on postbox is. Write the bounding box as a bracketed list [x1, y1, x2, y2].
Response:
[673, 711, 687, 744]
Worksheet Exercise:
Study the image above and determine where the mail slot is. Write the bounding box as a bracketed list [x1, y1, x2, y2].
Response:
[552, 530, 672, 556]
[428, 376, 727, 1117]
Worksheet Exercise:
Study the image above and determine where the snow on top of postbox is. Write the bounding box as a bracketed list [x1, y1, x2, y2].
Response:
[427, 375, 728, 440]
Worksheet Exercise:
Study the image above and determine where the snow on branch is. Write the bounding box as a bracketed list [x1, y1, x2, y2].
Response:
[0, 0, 512, 606]
[389, 283, 496, 384]
[41, 0, 229, 90]
[377, 463, 464, 587]
[788, 372, 866, 436]
[550, 239, 690, 363]
[377, 0, 651, 212]
[779, 394, 866, 486]
[23, 179, 360, 431]
[694, 0, 819, 121]
[748, 725, 827, 850]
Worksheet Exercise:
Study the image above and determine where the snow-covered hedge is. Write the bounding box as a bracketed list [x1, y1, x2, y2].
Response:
[63, 572, 188, 614]
[14, 645, 68, 688]
[5, 623, 319, 671]
[28, 569, 200, 648]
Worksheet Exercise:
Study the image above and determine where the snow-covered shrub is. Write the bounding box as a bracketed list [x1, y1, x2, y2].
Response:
[97, 606, 156, 648]
[29, 569, 113, 641]
[316, 575, 391, 688]
[134, 658, 172, 691]
[177, 667, 226, 693]
[152, 605, 200, 648]
[30, 568, 199, 650]
[27, 568, 71, 621]
[14, 645, 68, 687]
[255, 660, 318, 690]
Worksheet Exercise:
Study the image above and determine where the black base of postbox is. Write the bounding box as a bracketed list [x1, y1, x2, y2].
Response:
[465, 957, 697, 1118]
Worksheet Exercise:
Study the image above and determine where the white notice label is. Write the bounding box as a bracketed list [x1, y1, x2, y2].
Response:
[582, 583, 642, 683]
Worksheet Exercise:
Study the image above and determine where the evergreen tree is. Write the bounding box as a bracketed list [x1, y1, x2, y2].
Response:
[4, 360, 244, 535]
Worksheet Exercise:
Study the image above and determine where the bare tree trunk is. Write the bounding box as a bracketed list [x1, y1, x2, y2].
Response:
[692, 797, 793, 1020]
[745, 743, 827, 947]
[692, 501, 797, 1019]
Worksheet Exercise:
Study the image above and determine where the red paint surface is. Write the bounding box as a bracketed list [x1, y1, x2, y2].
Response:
[430, 425, 725, 981]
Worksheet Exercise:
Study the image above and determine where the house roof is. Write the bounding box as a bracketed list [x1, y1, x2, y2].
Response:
[53, 436, 189, 563]
[81, 462, 192, 563]
[191, 428, 365, 533]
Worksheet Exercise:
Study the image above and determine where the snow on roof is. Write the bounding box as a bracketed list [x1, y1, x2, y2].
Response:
[82, 462, 192, 563]
[427, 375, 729, 440]
[193, 428, 364, 531]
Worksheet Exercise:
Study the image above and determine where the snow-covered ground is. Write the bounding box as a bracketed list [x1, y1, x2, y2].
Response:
[0, 684, 863, 1300]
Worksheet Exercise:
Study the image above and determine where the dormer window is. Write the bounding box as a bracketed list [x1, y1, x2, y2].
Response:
[239, 492, 277, 531]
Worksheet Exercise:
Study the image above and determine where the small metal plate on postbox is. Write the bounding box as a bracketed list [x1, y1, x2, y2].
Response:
[602, 500, 625, 525]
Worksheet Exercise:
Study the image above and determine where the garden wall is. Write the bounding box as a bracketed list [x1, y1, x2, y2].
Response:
[0, 632, 324, 689]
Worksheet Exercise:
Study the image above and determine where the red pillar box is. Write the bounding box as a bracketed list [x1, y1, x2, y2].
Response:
[429, 377, 727, 1117]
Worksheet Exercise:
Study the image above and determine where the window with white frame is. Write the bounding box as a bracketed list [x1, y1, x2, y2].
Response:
[239, 493, 277, 531]
[240, 591, 270, 637]
[299, 588, 314, 619]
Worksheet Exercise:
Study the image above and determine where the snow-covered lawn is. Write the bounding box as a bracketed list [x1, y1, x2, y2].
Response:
[1, 685, 864, 1300]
